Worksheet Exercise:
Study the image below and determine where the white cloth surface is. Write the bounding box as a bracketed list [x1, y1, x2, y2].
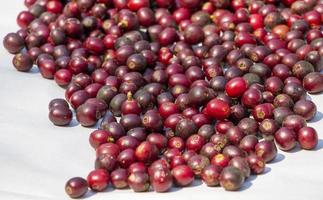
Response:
[0, 2, 323, 200]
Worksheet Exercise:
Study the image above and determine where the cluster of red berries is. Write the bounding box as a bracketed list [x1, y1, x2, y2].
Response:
[3, 0, 323, 198]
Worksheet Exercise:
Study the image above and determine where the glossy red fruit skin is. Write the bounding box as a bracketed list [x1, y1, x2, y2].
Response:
[229, 156, 250, 178]
[261, 91, 274, 104]
[235, 32, 257, 47]
[205, 99, 231, 120]
[306, 30, 322, 43]
[254, 28, 268, 43]
[282, 114, 307, 133]
[241, 88, 263, 108]
[117, 149, 136, 168]
[186, 134, 205, 152]
[128, 162, 147, 174]
[249, 14, 264, 30]
[142, 110, 164, 132]
[135, 141, 158, 163]
[96, 153, 117, 172]
[150, 168, 173, 192]
[238, 118, 258, 136]
[211, 153, 230, 169]
[274, 127, 297, 151]
[147, 133, 167, 150]
[304, 10, 321, 27]
[223, 145, 246, 159]
[202, 2, 214, 14]
[247, 154, 265, 174]
[116, 135, 139, 150]
[89, 130, 114, 149]
[65, 83, 82, 101]
[24, 0, 37, 7]
[155, 0, 173, 8]
[225, 77, 248, 98]
[239, 135, 258, 153]
[215, 121, 234, 134]
[255, 140, 277, 163]
[184, 24, 205, 44]
[111, 168, 128, 189]
[54, 69, 72, 87]
[175, 118, 198, 140]
[173, 8, 190, 23]
[198, 125, 214, 141]
[84, 37, 106, 55]
[171, 165, 194, 187]
[192, 113, 210, 128]
[264, 76, 284, 95]
[158, 47, 173, 64]
[87, 169, 110, 192]
[103, 34, 117, 49]
[201, 165, 221, 186]
[4, 33, 25, 54]
[164, 113, 184, 130]
[48, 106, 72, 126]
[148, 159, 170, 174]
[17, 11, 34, 29]
[182, 107, 199, 119]
[49, 99, 69, 110]
[121, 94, 142, 115]
[38, 59, 57, 79]
[298, 127, 318, 150]
[127, 0, 150, 11]
[96, 143, 120, 158]
[137, 8, 156, 28]
[219, 166, 245, 191]
[293, 99, 317, 121]
[128, 172, 150, 192]
[69, 90, 90, 109]
[158, 102, 179, 119]
[162, 148, 181, 162]
[226, 126, 245, 145]
[85, 84, 103, 99]
[181, 150, 196, 163]
[178, 0, 202, 9]
[65, 177, 88, 198]
[252, 103, 274, 122]
[170, 156, 186, 169]
[68, 56, 88, 74]
[303, 72, 323, 94]
[46, 0, 63, 14]
[76, 104, 100, 127]
[169, 73, 190, 87]
[168, 136, 185, 151]
[158, 28, 178, 46]
[187, 155, 210, 177]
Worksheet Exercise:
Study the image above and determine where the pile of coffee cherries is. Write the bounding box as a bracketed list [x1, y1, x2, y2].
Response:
[3, 0, 323, 198]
